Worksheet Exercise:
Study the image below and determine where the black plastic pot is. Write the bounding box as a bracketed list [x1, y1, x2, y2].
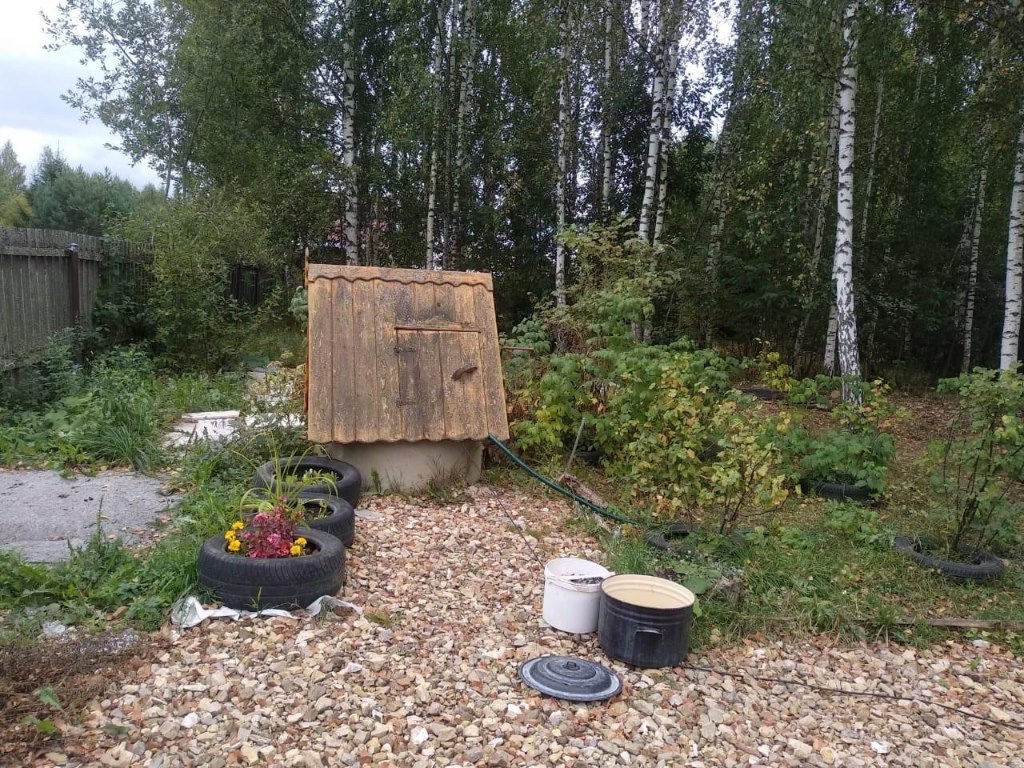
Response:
[893, 536, 1004, 583]
[598, 575, 696, 668]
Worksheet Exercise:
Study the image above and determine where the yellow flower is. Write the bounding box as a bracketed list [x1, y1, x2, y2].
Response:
[295, 537, 307, 547]
[289, 544, 302, 556]
[224, 530, 236, 541]
[231, 520, 244, 530]
[228, 539, 241, 552]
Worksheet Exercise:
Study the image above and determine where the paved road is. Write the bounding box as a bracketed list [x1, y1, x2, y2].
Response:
[0, 469, 177, 562]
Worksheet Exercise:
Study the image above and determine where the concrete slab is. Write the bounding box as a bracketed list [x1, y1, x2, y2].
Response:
[0, 469, 178, 563]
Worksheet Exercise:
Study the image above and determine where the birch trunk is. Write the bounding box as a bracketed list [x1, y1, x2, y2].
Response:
[450, 0, 476, 269]
[823, 303, 838, 376]
[554, 9, 571, 306]
[425, 0, 447, 269]
[653, 36, 679, 245]
[962, 165, 987, 372]
[335, 0, 358, 264]
[1000, 120, 1024, 370]
[833, 0, 862, 399]
[637, 6, 667, 244]
[599, 0, 615, 216]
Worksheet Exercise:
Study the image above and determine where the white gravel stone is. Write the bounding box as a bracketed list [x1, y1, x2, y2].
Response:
[41, 488, 1024, 768]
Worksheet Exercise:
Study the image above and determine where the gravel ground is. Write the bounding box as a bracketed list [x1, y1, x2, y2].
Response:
[36, 487, 1024, 768]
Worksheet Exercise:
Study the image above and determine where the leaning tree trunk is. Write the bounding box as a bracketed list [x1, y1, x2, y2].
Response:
[1000, 120, 1024, 370]
[554, 8, 572, 306]
[832, 0, 862, 400]
[424, 0, 448, 269]
[963, 164, 987, 373]
[637, 9, 667, 244]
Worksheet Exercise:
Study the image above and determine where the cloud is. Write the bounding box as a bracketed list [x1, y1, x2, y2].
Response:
[0, 1, 162, 189]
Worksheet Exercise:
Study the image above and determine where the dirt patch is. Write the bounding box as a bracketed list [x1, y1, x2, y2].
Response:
[0, 629, 159, 763]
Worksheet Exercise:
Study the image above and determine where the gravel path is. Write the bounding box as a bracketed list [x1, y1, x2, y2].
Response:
[42, 487, 1024, 768]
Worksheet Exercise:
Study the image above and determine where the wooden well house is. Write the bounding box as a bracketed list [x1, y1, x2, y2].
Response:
[306, 264, 510, 491]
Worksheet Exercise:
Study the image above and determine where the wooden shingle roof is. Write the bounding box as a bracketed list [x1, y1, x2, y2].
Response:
[306, 264, 510, 444]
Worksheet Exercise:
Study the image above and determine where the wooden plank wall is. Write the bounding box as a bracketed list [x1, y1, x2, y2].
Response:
[0, 227, 151, 367]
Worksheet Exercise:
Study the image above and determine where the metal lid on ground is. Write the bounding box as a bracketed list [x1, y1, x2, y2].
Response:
[519, 655, 622, 702]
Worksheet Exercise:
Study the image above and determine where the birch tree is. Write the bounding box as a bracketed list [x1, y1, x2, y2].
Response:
[832, 0, 862, 397]
[637, 2, 669, 243]
[1000, 118, 1024, 370]
[554, 5, 572, 305]
[425, 0, 449, 269]
[962, 163, 987, 372]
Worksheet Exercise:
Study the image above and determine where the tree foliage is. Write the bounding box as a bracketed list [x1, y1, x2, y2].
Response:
[41, 0, 1024, 378]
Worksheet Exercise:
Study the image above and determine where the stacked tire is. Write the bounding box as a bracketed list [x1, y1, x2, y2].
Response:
[198, 457, 362, 610]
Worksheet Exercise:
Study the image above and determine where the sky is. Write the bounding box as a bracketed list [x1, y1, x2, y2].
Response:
[0, 0, 162, 189]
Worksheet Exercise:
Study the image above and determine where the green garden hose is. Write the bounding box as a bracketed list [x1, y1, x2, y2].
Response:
[487, 434, 643, 527]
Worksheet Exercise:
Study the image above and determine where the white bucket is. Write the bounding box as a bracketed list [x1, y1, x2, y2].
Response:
[542, 557, 613, 634]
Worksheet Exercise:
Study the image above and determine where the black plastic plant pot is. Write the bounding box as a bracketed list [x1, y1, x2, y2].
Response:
[253, 456, 362, 506]
[598, 575, 695, 669]
[799, 478, 873, 503]
[893, 536, 1004, 583]
[198, 527, 345, 610]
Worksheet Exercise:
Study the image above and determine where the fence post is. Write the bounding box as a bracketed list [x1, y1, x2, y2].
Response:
[66, 242, 81, 327]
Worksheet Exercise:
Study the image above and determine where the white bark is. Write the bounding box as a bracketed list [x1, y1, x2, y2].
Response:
[823, 303, 838, 376]
[554, 9, 571, 306]
[833, 0, 861, 397]
[653, 36, 679, 244]
[637, 6, 667, 244]
[425, 0, 447, 269]
[600, 0, 615, 215]
[962, 165, 987, 373]
[335, 0, 358, 264]
[1000, 121, 1024, 370]
[451, 0, 476, 269]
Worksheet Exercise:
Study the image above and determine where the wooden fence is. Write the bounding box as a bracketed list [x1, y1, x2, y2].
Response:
[0, 227, 151, 368]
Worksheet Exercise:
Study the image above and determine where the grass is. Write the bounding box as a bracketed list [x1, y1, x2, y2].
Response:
[498, 391, 1024, 654]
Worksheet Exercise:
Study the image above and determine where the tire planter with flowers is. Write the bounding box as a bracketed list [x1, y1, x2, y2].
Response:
[198, 527, 345, 610]
[254, 456, 362, 506]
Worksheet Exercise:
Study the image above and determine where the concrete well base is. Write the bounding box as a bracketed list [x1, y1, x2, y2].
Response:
[326, 440, 482, 493]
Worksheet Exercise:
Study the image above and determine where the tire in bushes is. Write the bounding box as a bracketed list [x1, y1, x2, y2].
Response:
[198, 527, 345, 610]
[799, 479, 872, 503]
[893, 536, 1004, 583]
[646, 523, 697, 552]
[254, 456, 362, 506]
[299, 492, 355, 548]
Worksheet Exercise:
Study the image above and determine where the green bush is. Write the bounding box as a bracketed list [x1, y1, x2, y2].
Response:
[932, 369, 1024, 554]
[115, 191, 278, 370]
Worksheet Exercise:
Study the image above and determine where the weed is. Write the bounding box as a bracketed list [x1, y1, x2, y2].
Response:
[365, 610, 400, 628]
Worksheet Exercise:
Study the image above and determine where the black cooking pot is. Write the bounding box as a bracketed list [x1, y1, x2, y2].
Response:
[598, 574, 695, 668]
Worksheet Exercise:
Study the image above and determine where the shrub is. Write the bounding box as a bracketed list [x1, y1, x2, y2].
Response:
[114, 191, 278, 370]
[932, 369, 1024, 554]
